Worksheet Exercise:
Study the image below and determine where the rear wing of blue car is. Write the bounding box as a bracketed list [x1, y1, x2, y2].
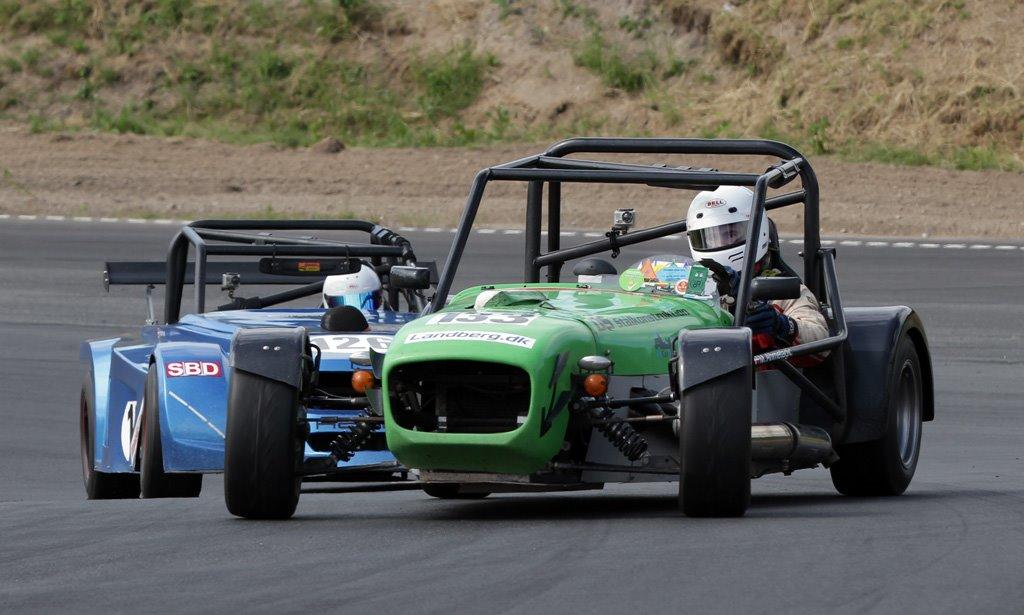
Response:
[105, 260, 311, 287]
[103, 219, 432, 323]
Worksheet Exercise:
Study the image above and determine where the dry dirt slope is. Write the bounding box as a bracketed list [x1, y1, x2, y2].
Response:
[0, 0, 1021, 169]
[1, 124, 1021, 239]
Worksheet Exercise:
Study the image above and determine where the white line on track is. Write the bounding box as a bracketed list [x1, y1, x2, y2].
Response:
[3, 215, 1021, 252]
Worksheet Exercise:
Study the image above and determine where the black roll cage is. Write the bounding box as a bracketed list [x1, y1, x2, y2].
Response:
[430, 137, 848, 423]
[160, 220, 418, 324]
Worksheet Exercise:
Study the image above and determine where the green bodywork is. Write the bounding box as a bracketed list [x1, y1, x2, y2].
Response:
[382, 283, 731, 475]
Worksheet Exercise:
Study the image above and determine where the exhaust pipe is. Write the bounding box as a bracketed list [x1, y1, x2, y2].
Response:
[751, 422, 838, 468]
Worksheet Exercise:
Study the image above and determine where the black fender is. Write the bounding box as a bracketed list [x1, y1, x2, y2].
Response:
[839, 306, 934, 443]
[229, 327, 309, 389]
[676, 327, 753, 392]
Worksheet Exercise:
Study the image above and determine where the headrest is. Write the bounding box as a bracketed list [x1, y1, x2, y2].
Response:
[320, 305, 369, 332]
[572, 258, 618, 276]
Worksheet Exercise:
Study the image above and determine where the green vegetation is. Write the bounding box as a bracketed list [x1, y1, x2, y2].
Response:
[0, 0, 506, 147]
[413, 44, 497, 119]
[0, 0, 1019, 172]
[574, 31, 658, 93]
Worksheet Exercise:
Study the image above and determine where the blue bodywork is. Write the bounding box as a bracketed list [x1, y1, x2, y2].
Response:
[81, 308, 418, 475]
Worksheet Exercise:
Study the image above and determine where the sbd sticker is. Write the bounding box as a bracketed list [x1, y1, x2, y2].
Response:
[166, 361, 222, 377]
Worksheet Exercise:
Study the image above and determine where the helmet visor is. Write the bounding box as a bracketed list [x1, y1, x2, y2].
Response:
[687, 221, 748, 252]
[325, 291, 381, 311]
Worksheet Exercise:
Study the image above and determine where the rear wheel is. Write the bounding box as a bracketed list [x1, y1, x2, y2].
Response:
[80, 377, 140, 499]
[831, 336, 923, 496]
[139, 365, 203, 498]
[224, 370, 303, 519]
[422, 484, 490, 499]
[678, 364, 752, 517]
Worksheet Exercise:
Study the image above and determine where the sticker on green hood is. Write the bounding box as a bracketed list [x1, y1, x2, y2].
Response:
[619, 268, 644, 291]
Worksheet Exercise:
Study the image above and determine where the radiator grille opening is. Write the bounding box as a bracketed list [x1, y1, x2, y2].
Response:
[389, 360, 530, 434]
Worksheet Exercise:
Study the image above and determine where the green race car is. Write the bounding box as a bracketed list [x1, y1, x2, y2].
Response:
[223, 137, 934, 519]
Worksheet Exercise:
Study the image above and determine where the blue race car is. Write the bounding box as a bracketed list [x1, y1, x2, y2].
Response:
[80, 220, 434, 499]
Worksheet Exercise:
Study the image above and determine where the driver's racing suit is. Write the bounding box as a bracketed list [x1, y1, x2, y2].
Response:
[769, 282, 829, 364]
[716, 266, 830, 365]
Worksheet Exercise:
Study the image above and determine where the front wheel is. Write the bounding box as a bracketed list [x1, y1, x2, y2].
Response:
[831, 336, 923, 496]
[139, 365, 202, 498]
[224, 370, 303, 519]
[678, 363, 753, 518]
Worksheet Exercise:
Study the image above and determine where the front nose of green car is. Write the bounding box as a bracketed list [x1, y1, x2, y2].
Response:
[381, 318, 594, 475]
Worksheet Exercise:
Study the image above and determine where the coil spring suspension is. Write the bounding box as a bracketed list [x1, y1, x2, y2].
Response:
[328, 421, 377, 462]
[591, 407, 648, 461]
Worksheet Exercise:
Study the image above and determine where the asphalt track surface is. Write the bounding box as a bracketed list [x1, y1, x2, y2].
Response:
[1, 219, 1022, 613]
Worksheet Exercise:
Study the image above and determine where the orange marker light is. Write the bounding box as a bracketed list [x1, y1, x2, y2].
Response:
[583, 373, 608, 397]
[351, 370, 375, 394]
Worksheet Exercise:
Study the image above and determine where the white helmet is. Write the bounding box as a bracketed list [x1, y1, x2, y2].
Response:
[686, 185, 769, 272]
[322, 264, 382, 311]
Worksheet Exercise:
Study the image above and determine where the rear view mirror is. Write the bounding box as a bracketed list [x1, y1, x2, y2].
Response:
[750, 277, 801, 302]
[390, 266, 431, 290]
[259, 257, 360, 276]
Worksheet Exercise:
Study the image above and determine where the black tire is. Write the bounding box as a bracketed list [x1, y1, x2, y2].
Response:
[678, 364, 752, 518]
[831, 336, 923, 496]
[224, 370, 303, 519]
[139, 365, 203, 498]
[80, 377, 140, 499]
[422, 484, 491, 500]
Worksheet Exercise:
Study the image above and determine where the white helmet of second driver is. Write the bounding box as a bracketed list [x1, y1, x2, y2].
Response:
[322, 264, 382, 311]
[686, 185, 769, 272]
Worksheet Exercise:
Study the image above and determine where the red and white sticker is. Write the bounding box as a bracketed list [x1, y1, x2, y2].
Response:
[704, 198, 728, 208]
[166, 361, 222, 377]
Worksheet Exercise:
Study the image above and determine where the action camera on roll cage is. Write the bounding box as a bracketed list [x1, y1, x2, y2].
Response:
[612, 208, 636, 233]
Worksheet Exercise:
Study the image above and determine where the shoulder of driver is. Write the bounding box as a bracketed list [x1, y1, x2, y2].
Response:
[771, 284, 829, 344]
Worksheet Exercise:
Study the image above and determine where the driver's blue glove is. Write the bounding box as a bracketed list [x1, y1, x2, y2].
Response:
[700, 260, 741, 299]
[745, 302, 797, 342]
[724, 266, 740, 296]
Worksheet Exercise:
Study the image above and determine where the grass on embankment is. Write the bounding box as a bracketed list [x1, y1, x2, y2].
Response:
[0, 0, 1020, 172]
[0, 0, 508, 147]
